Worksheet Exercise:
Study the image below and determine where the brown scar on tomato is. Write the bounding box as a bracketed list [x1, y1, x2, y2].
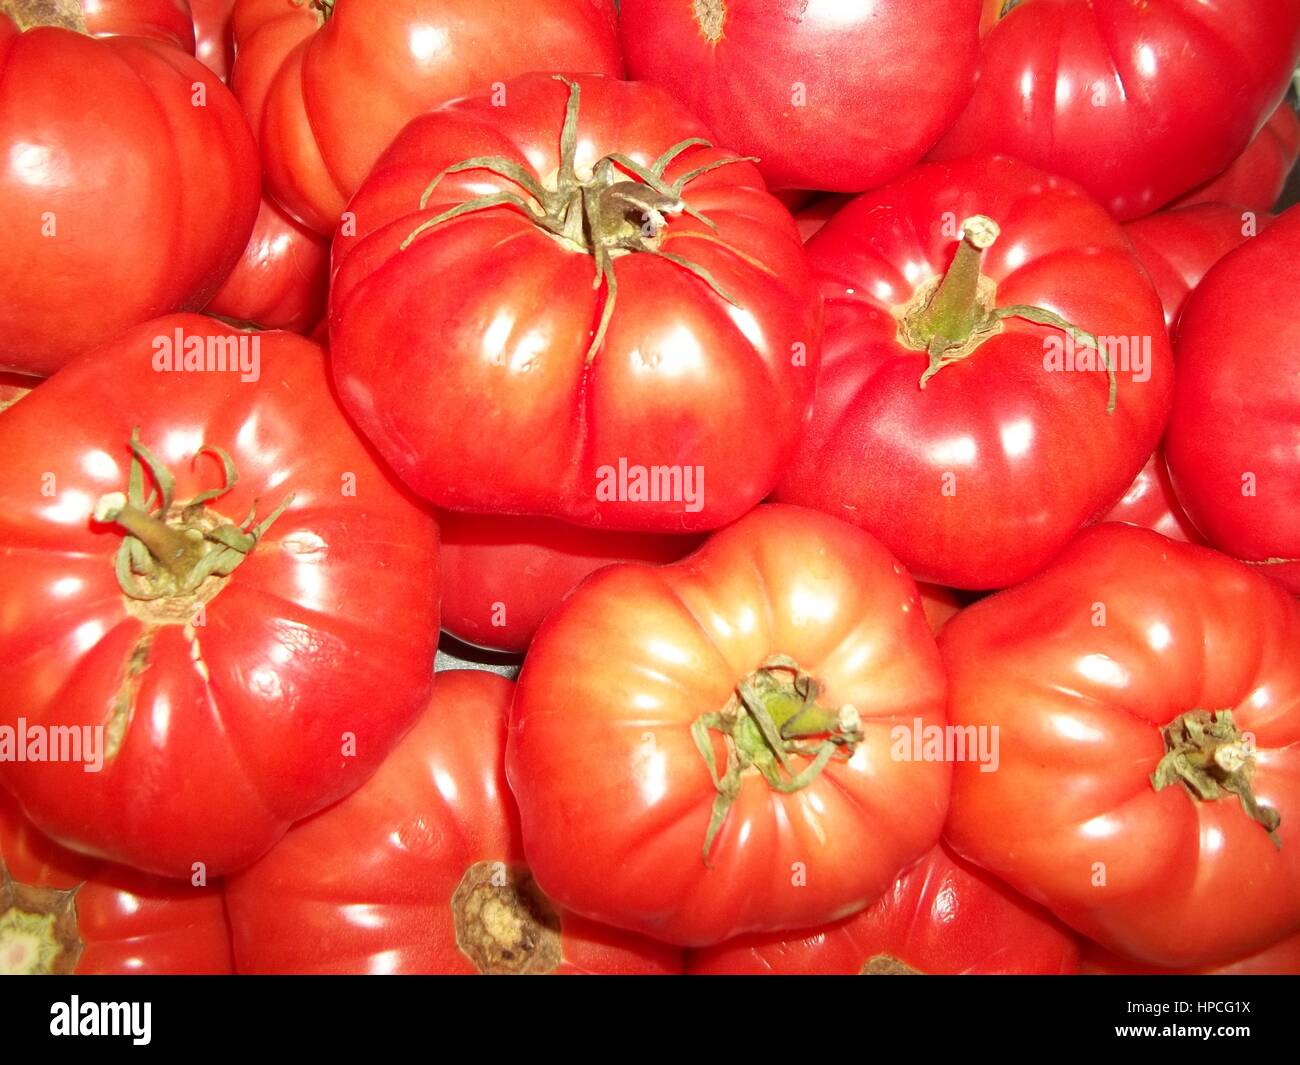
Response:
[105, 630, 154, 761]
[451, 860, 563, 975]
[0, 861, 84, 975]
[861, 954, 923, 975]
[0, 0, 87, 33]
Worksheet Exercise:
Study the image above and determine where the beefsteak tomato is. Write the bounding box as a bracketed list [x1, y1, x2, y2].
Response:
[933, 1, 1300, 220]
[1083, 932, 1300, 976]
[0, 2, 260, 375]
[687, 843, 1079, 975]
[0, 790, 231, 974]
[231, 0, 622, 233]
[331, 72, 823, 532]
[0, 314, 441, 878]
[226, 670, 681, 974]
[1101, 451, 1201, 545]
[1165, 206, 1300, 593]
[942, 523, 1300, 968]
[774, 156, 1173, 589]
[618, 0, 982, 192]
[507, 505, 949, 947]
[1173, 101, 1300, 216]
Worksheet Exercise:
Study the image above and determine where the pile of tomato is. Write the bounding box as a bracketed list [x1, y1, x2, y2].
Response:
[1, 0, 1299, 978]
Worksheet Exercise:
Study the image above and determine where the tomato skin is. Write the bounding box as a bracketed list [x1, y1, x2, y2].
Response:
[1173, 103, 1300, 215]
[774, 156, 1173, 590]
[0, 372, 37, 412]
[1083, 932, 1300, 976]
[1101, 451, 1202, 545]
[0, 791, 232, 974]
[941, 524, 1300, 968]
[231, 0, 622, 233]
[190, 0, 235, 79]
[688, 843, 1080, 975]
[0, 13, 260, 376]
[331, 72, 823, 533]
[1165, 207, 1300, 593]
[204, 195, 329, 333]
[507, 505, 949, 947]
[618, 0, 982, 193]
[80, 0, 197, 50]
[439, 513, 700, 655]
[226, 671, 682, 974]
[932, 1, 1300, 221]
[0, 314, 441, 878]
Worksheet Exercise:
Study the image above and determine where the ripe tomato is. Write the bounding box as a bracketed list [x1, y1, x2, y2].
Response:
[774, 156, 1173, 590]
[1083, 932, 1300, 976]
[507, 505, 949, 947]
[1173, 102, 1300, 215]
[688, 844, 1079, 975]
[0, 372, 36, 413]
[226, 671, 682, 974]
[0, 790, 231, 974]
[917, 583, 961, 635]
[942, 523, 1300, 968]
[231, 0, 622, 233]
[0, 6, 260, 376]
[331, 73, 823, 533]
[1165, 206, 1300, 593]
[794, 194, 851, 243]
[204, 195, 329, 333]
[191, 0, 235, 80]
[440, 513, 700, 655]
[618, 0, 982, 193]
[1101, 451, 1201, 545]
[933, 1, 1300, 220]
[0, 314, 441, 878]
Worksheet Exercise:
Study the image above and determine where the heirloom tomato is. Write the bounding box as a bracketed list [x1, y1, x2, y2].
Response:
[1173, 102, 1300, 216]
[231, 0, 622, 233]
[774, 156, 1173, 589]
[191, 0, 235, 80]
[688, 843, 1079, 975]
[1083, 932, 1300, 976]
[507, 505, 949, 947]
[226, 671, 681, 975]
[331, 73, 823, 532]
[0, 790, 232, 974]
[934, 0, 1300, 220]
[0, 2, 259, 375]
[1165, 206, 1300, 593]
[942, 524, 1300, 968]
[618, 0, 982, 192]
[0, 315, 441, 878]
[1101, 451, 1201, 545]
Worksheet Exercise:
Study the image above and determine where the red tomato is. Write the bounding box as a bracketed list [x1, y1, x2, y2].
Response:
[774, 157, 1173, 590]
[1101, 451, 1202, 545]
[0, 314, 441, 878]
[331, 73, 822, 533]
[932, 1, 1300, 220]
[0, 371, 37, 413]
[917, 583, 962, 635]
[507, 505, 949, 947]
[0, 790, 231, 974]
[1165, 206, 1300, 593]
[204, 195, 329, 333]
[942, 524, 1300, 968]
[191, 0, 235, 80]
[688, 843, 1080, 975]
[439, 513, 700, 655]
[0, 6, 260, 375]
[1173, 102, 1300, 215]
[1123, 203, 1268, 333]
[231, 0, 622, 233]
[1083, 932, 1300, 976]
[794, 194, 851, 244]
[226, 670, 681, 974]
[618, 0, 982, 193]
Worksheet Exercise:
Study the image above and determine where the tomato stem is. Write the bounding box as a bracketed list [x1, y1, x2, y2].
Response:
[0, 864, 83, 975]
[912, 215, 1000, 349]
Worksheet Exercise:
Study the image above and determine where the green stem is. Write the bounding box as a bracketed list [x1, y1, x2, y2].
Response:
[94, 494, 202, 579]
[912, 216, 1000, 347]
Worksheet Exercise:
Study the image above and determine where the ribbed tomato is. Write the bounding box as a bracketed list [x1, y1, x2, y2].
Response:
[1173, 102, 1300, 215]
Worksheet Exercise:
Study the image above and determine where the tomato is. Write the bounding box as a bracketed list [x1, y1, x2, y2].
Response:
[1101, 451, 1201, 545]
[0, 5, 260, 376]
[0, 372, 37, 413]
[331, 72, 823, 533]
[687, 843, 1079, 975]
[774, 156, 1173, 590]
[917, 583, 962, 635]
[191, 0, 235, 80]
[204, 195, 329, 333]
[226, 670, 681, 974]
[440, 513, 700, 655]
[941, 523, 1300, 968]
[1173, 102, 1300, 216]
[794, 194, 851, 244]
[932, 1, 1300, 220]
[1165, 206, 1300, 594]
[0, 314, 441, 878]
[231, 0, 622, 234]
[618, 0, 982, 193]
[507, 505, 949, 947]
[0, 790, 231, 974]
[1083, 932, 1300, 976]
[1123, 203, 1268, 333]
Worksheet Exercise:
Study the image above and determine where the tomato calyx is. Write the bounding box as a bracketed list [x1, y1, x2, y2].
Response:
[92, 428, 293, 609]
[1151, 709, 1282, 848]
[894, 214, 1118, 413]
[691, 656, 863, 864]
[451, 860, 563, 975]
[0, 0, 87, 32]
[398, 75, 756, 363]
[0, 861, 83, 975]
[862, 954, 924, 975]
